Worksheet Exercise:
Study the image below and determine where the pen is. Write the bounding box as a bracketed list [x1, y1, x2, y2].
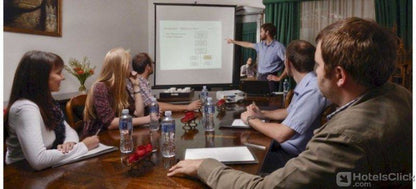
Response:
[95, 128, 102, 136]
[243, 142, 266, 150]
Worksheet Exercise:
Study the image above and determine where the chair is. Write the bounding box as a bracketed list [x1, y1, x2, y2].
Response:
[284, 90, 294, 108]
[65, 94, 87, 132]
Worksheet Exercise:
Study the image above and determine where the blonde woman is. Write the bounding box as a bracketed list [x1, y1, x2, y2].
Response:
[83, 48, 150, 137]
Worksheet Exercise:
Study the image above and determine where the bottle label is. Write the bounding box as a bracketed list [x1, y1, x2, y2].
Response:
[204, 105, 215, 114]
[150, 105, 159, 113]
[161, 123, 175, 133]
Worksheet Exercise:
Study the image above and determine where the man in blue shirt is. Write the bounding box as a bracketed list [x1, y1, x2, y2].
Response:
[227, 23, 286, 92]
[240, 40, 329, 174]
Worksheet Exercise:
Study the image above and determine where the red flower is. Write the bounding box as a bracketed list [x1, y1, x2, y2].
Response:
[73, 67, 81, 72]
[76, 70, 84, 75]
[89, 70, 94, 74]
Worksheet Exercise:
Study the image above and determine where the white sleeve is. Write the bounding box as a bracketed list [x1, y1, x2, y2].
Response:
[11, 103, 88, 170]
[63, 121, 80, 143]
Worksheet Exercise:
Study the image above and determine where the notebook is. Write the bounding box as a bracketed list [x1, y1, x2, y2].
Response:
[185, 146, 258, 164]
[53, 143, 118, 167]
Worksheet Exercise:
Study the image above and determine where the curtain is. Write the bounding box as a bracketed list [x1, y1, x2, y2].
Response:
[264, 0, 300, 46]
[375, 0, 412, 50]
[300, 0, 375, 45]
[241, 22, 258, 64]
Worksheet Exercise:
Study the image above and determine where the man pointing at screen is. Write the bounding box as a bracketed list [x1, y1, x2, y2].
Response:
[227, 23, 286, 92]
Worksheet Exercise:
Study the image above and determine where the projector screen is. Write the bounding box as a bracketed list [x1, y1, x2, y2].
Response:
[155, 4, 235, 87]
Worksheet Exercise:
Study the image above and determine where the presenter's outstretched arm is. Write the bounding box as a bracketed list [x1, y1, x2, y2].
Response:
[226, 38, 255, 49]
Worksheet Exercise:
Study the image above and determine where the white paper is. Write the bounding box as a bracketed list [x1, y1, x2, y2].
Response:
[185, 146, 255, 162]
[231, 119, 250, 128]
[231, 119, 265, 128]
[53, 143, 117, 167]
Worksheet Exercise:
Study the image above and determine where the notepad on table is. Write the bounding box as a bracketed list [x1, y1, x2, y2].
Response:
[53, 143, 118, 167]
[185, 146, 257, 164]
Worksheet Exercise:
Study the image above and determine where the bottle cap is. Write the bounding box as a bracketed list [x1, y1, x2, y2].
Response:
[151, 97, 157, 102]
[165, 111, 172, 117]
[122, 109, 129, 115]
[207, 97, 212, 102]
[203, 86, 207, 90]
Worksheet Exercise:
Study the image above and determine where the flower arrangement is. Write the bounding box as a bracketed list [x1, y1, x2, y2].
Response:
[64, 57, 95, 93]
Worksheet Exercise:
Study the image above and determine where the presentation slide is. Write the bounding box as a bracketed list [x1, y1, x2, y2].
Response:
[155, 4, 235, 86]
[160, 20, 222, 70]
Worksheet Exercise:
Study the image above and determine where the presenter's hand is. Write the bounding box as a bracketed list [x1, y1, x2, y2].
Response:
[226, 38, 234, 44]
[267, 74, 280, 81]
[82, 136, 100, 151]
[57, 142, 76, 154]
[167, 159, 204, 177]
[187, 100, 202, 111]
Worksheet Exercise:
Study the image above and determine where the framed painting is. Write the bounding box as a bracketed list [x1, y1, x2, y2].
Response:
[4, 0, 62, 37]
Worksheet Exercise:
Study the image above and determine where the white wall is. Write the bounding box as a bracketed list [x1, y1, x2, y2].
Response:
[4, 0, 148, 102]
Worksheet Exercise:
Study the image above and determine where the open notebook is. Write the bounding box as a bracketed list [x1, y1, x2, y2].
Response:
[185, 146, 258, 164]
[53, 143, 117, 168]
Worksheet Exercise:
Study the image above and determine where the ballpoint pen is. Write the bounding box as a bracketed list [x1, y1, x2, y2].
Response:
[95, 127, 102, 136]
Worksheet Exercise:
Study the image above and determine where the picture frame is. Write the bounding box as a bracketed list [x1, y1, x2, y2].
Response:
[4, 0, 62, 37]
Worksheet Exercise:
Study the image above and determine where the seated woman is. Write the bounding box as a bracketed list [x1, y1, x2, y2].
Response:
[83, 47, 150, 137]
[5, 51, 99, 170]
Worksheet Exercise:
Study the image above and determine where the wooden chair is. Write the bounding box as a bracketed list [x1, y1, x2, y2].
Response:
[284, 90, 294, 108]
[65, 94, 87, 132]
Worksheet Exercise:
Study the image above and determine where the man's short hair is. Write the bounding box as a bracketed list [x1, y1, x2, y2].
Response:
[132, 53, 152, 74]
[261, 23, 277, 38]
[316, 17, 398, 88]
[286, 40, 315, 73]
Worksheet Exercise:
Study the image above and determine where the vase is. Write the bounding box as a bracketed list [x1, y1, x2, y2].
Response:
[79, 84, 87, 94]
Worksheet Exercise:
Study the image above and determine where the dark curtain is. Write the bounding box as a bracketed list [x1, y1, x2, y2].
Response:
[263, 0, 300, 46]
[375, 0, 412, 50]
[241, 22, 257, 65]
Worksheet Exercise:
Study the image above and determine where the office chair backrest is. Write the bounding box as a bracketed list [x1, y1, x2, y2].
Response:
[65, 94, 87, 132]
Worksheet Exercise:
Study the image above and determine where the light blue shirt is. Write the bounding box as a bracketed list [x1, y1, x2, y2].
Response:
[254, 40, 286, 74]
[280, 72, 329, 155]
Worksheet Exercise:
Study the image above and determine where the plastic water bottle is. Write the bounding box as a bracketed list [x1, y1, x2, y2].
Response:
[204, 97, 215, 131]
[200, 86, 208, 105]
[200, 85, 209, 125]
[149, 97, 160, 131]
[119, 109, 133, 153]
[283, 79, 289, 94]
[283, 79, 290, 104]
[161, 111, 176, 157]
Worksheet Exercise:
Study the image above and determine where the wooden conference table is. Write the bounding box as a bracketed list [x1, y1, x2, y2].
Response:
[4, 95, 283, 189]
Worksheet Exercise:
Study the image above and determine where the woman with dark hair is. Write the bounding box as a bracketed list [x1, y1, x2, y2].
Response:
[5, 50, 99, 170]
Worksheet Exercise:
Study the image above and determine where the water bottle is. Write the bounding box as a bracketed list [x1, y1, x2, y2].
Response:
[161, 111, 176, 157]
[204, 97, 215, 131]
[119, 109, 133, 153]
[283, 79, 289, 94]
[282, 79, 290, 104]
[200, 86, 208, 105]
[200, 85, 209, 125]
[149, 97, 160, 131]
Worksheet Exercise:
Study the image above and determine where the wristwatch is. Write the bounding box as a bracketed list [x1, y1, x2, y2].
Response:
[246, 116, 256, 126]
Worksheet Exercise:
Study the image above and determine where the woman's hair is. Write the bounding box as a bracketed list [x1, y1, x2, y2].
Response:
[5, 50, 64, 133]
[84, 47, 131, 120]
